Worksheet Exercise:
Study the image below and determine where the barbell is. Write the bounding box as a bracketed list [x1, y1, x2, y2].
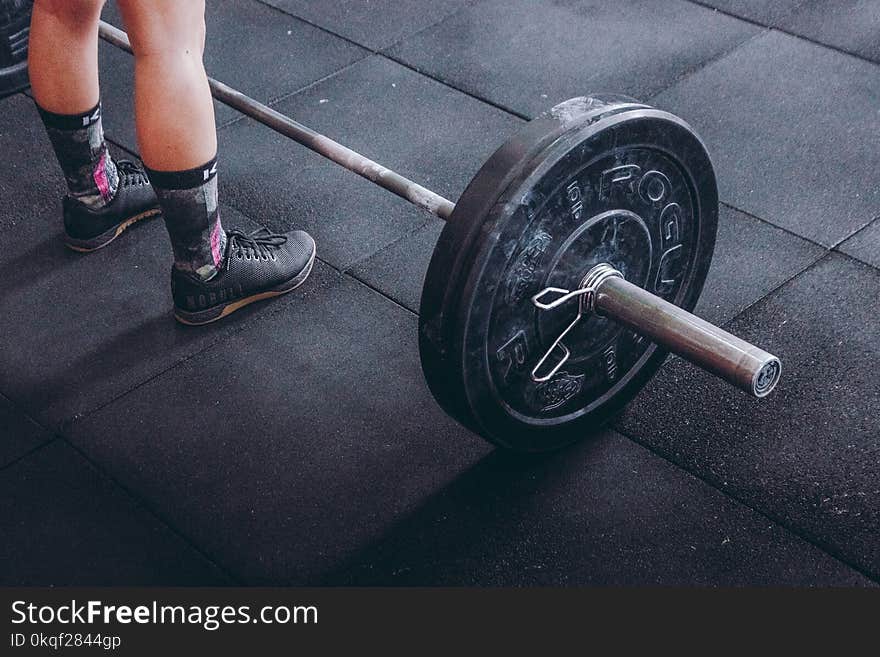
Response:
[98, 21, 781, 453]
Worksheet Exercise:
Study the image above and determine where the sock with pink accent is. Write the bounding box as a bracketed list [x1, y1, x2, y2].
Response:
[36, 100, 119, 210]
[146, 156, 228, 281]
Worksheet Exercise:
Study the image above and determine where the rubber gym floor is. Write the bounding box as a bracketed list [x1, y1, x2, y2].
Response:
[1, 0, 878, 586]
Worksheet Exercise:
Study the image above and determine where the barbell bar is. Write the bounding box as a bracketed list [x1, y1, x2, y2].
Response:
[98, 20, 781, 451]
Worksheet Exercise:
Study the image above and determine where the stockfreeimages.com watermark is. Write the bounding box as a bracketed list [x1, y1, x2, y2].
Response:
[11, 599, 318, 632]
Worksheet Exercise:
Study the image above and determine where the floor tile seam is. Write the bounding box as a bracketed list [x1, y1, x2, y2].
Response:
[682, 0, 807, 32]
[252, 0, 486, 57]
[719, 247, 880, 331]
[612, 425, 880, 585]
[214, 51, 377, 132]
[719, 201, 880, 256]
[0, 437, 58, 476]
[342, 269, 419, 317]
[251, 0, 382, 54]
[0, 387, 58, 440]
[377, 0, 487, 55]
[682, 0, 880, 67]
[52, 434, 244, 585]
[830, 214, 880, 250]
[0, 392, 240, 581]
[831, 250, 879, 272]
[57, 248, 342, 429]
[828, 214, 880, 250]
[56, 243, 349, 425]
[708, 250, 830, 335]
[378, 50, 531, 120]
[61, 339, 238, 431]
[645, 28, 772, 104]
[719, 202, 831, 251]
[251, 0, 530, 120]
[340, 218, 434, 276]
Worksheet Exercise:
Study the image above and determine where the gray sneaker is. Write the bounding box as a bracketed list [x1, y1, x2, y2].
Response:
[171, 227, 316, 325]
[63, 160, 161, 252]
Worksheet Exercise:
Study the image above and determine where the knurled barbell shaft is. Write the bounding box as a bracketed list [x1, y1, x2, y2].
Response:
[97, 21, 456, 220]
[594, 274, 781, 397]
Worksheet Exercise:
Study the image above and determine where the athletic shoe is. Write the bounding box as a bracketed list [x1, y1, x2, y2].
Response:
[63, 160, 161, 252]
[171, 227, 316, 325]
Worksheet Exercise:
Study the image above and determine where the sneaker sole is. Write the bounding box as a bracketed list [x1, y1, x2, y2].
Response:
[64, 208, 162, 253]
[174, 246, 317, 326]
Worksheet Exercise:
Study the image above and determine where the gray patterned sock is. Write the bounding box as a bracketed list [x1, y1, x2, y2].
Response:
[147, 157, 227, 281]
[36, 101, 119, 210]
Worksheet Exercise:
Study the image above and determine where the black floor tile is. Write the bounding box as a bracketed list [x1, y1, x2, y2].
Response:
[652, 31, 880, 247]
[387, 0, 760, 117]
[0, 393, 51, 470]
[348, 219, 443, 312]
[694, 205, 824, 325]
[67, 272, 491, 584]
[260, 0, 473, 51]
[617, 253, 880, 578]
[693, 0, 803, 25]
[781, 1, 880, 63]
[98, 0, 368, 150]
[350, 204, 824, 324]
[67, 272, 870, 585]
[218, 55, 520, 270]
[321, 431, 870, 586]
[839, 219, 880, 270]
[706, 0, 880, 63]
[0, 95, 304, 427]
[0, 441, 229, 585]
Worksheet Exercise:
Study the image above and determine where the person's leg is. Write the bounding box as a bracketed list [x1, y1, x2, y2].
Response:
[30, 0, 117, 211]
[116, 0, 216, 170]
[116, 0, 223, 279]
[29, 0, 161, 250]
[29, 0, 103, 114]
[118, 0, 314, 323]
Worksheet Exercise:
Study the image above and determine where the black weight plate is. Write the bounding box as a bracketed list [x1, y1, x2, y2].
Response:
[420, 97, 718, 452]
[420, 96, 648, 435]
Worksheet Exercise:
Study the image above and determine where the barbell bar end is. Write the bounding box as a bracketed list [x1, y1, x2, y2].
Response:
[589, 267, 782, 399]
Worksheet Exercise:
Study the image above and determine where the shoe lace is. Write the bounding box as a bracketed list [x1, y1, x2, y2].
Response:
[229, 227, 288, 261]
[116, 160, 149, 186]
